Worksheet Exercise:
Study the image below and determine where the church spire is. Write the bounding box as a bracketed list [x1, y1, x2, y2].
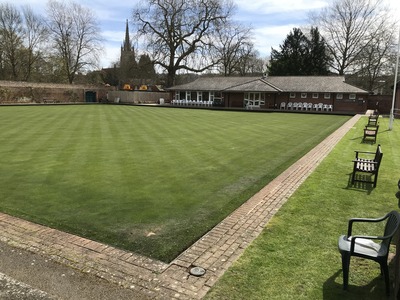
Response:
[123, 19, 131, 52]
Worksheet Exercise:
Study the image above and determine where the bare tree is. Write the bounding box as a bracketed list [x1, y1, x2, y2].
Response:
[350, 21, 397, 92]
[0, 3, 24, 80]
[133, 0, 235, 87]
[213, 22, 257, 76]
[21, 6, 49, 81]
[236, 49, 265, 76]
[310, 0, 390, 75]
[46, 0, 102, 84]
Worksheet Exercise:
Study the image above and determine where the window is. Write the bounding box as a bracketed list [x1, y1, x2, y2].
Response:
[336, 93, 343, 100]
[349, 94, 356, 100]
[312, 93, 319, 99]
[301, 93, 307, 98]
[290, 92, 296, 98]
[244, 92, 265, 107]
[179, 91, 185, 100]
[324, 93, 331, 99]
[202, 92, 209, 101]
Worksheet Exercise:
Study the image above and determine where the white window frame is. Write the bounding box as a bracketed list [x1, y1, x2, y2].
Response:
[290, 92, 296, 98]
[349, 93, 356, 100]
[301, 93, 307, 99]
[244, 92, 265, 107]
[177, 91, 185, 100]
[336, 93, 343, 100]
[312, 93, 319, 99]
[324, 93, 331, 99]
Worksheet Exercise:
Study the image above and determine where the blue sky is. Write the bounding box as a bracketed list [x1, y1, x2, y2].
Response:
[9, 0, 400, 69]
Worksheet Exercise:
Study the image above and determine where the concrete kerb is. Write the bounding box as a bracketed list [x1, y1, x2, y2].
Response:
[0, 114, 362, 299]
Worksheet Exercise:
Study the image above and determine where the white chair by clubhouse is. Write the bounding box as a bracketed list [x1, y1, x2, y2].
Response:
[303, 102, 308, 110]
[280, 102, 286, 110]
[317, 103, 323, 111]
[287, 102, 293, 110]
[297, 102, 303, 110]
[313, 103, 318, 110]
[307, 103, 313, 110]
[293, 102, 298, 110]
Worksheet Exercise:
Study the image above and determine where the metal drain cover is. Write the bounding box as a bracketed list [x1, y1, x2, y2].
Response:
[189, 266, 206, 277]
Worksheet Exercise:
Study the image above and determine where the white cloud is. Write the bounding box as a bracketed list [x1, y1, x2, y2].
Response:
[233, 0, 328, 15]
[252, 24, 299, 57]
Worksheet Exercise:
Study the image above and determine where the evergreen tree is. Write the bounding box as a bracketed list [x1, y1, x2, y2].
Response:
[268, 28, 308, 76]
[268, 27, 331, 76]
[137, 54, 156, 80]
[305, 27, 331, 75]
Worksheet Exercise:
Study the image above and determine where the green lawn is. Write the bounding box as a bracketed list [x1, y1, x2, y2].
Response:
[0, 105, 350, 262]
[206, 116, 400, 299]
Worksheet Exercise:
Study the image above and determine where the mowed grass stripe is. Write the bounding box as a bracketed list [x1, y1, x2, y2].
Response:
[0, 105, 350, 262]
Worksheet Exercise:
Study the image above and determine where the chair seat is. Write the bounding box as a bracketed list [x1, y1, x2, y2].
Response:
[338, 235, 387, 257]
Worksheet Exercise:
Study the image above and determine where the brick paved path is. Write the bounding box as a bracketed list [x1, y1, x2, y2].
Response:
[0, 115, 361, 299]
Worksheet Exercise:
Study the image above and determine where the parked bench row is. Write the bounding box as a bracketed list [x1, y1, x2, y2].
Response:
[351, 112, 382, 187]
[280, 102, 333, 111]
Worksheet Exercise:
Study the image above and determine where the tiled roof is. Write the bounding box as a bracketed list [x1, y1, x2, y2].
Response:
[169, 76, 369, 94]
[169, 77, 260, 91]
[266, 76, 368, 93]
[223, 78, 281, 92]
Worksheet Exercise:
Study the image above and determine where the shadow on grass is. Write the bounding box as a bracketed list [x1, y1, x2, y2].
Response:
[324, 250, 400, 300]
[343, 173, 375, 195]
[323, 269, 390, 300]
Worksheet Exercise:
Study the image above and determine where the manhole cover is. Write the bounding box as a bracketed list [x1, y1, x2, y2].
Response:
[189, 266, 206, 277]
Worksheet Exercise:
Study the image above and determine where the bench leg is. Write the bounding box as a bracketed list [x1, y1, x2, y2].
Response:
[373, 172, 379, 187]
[351, 167, 356, 184]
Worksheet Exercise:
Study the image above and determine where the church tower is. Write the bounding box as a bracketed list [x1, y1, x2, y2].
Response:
[119, 20, 137, 82]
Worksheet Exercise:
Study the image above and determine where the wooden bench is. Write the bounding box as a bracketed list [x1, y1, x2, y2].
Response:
[367, 113, 379, 126]
[351, 144, 383, 187]
[363, 125, 379, 144]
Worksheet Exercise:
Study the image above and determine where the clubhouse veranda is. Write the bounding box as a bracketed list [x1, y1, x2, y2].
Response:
[168, 76, 371, 113]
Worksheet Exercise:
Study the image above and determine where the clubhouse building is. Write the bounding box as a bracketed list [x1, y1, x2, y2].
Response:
[168, 76, 370, 113]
